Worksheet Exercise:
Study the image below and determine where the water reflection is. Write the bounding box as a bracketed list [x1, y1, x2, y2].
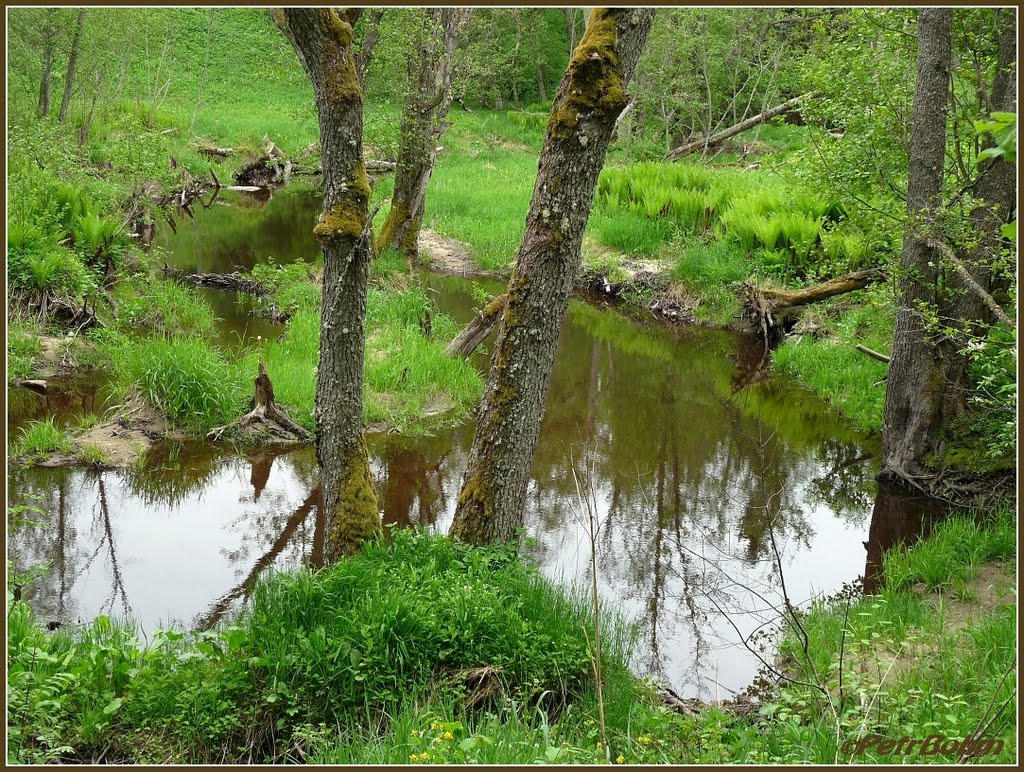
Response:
[9, 276, 886, 697]
[9, 186, 892, 699]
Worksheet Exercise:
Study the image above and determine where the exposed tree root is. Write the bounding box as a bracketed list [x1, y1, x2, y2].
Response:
[207, 361, 312, 444]
[876, 464, 1015, 506]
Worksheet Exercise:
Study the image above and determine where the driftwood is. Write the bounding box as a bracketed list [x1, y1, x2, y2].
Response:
[160, 263, 269, 296]
[666, 92, 817, 161]
[445, 294, 507, 358]
[742, 268, 887, 341]
[657, 688, 760, 721]
[208, 361, 312, 443]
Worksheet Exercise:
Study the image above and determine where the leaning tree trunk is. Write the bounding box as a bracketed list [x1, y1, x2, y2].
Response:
[880, 9, 953, 485]
[37, 9, 56, 118]
[941, 11, 1017, 420]
[57, 9, 85, 124]
[375, 8, 467, 260]
[276, 8, 380, 562]
[449, 8, 655, 545]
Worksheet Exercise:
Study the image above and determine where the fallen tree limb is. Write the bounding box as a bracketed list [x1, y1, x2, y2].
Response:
[742, 268, 887, 341]
[445, 294, 507, 358]
[666, 92, 818, 161]
[927, 237, 1015, 327]
[855, 344, 891, 364]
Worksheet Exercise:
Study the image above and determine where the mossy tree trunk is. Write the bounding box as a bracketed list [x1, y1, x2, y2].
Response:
[375, 9, 468, 260]
[277, 8, 380, 562]
[880, 9, 953, 484]
[449, 8, 655, 545]
[941, 11, 1017, 420]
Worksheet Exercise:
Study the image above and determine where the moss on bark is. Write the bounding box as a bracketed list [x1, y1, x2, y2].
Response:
[324, 445, 381, 561]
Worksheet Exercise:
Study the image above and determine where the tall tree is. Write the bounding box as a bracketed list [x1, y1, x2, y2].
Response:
[36, 8, 57, 117]
[275, 8, 380, 561]
[375, 8, 468, 260]
[879, 9, 953, 484]
[449, 8, 655, 545]
[57, 8, 85, 124]
[942, 11, 1017, 416]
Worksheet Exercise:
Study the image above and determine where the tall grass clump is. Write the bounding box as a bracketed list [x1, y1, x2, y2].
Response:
[7, 530, 633, 763]
[15, 418, 73, 460]
[114, 280, 217, 337]
[100, 333, 250, 432]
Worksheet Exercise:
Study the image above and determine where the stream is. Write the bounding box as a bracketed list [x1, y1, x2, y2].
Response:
[9, 184, 928, 701]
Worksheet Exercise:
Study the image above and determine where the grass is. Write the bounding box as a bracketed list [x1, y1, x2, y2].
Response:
[8, 323, 41, 381]
[752, 510, 1017, 764]
[6, 530, 638, 764]
[14, 418, 73, 460]
[771, 287, 894, 432]
[668, 240, 749, 326]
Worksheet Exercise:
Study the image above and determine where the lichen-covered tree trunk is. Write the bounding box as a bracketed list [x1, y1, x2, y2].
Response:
[37, 9, 56, 118]
[277, 8, 380, 562]
[57, 9, 85, 124]
[449, 8, 655, 545]
[879, 9, 953, 484]
[941, 11, 1017, 419]
[375, 9, 468, 260]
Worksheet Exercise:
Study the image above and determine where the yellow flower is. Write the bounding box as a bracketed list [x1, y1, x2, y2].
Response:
[617, 755, 626, 764]
[444, 731, 454, 740]
[597, 742, 604, 749]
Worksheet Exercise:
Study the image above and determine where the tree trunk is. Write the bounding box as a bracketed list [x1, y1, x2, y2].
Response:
[665, 92, 815, 161]
[880, 9, 953, 484]
[941, 11, 1017, 418]
[375, 8, 468, 260]
[449, 8, 655, 545]
[37, 8, 56, 118]
[57, 9, 85, 124]
[276, 8, 380, 562]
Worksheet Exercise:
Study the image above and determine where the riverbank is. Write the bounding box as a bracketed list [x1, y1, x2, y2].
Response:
[8, 508, 1015, 764]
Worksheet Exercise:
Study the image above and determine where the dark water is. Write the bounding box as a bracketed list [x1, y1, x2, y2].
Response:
[9, 186, 900, 700]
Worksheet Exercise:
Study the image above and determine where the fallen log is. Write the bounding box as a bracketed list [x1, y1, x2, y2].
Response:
[208, 361, 312, 444]
[445, 294, 507, 358]
[198, 143, 233, 158]
[742, 268, 887, 341]
[666, 92, 817, 161]
[160, 263, 269, 296]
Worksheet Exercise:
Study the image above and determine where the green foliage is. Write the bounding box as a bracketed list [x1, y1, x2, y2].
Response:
[15, 418, 73, 460]
[5, 531, 623, 763]
[8, 324, 42, 381]
[753, 511, 1017, 764]
[773, 290, 893, 432]
[113, 279, 217, 337]
[884, 512, 1015, 592]
[97, 332, 250, 432]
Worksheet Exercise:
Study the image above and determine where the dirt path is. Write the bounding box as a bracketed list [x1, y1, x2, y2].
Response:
[418, 229, 494, 277]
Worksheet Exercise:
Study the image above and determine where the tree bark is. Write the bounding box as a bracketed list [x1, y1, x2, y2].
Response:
[880, 8, 953, 484]
[277, 8, 380, 562]
[449, 8, 655, 545]
[665, 92, 815, 161]
[375, 8, 468, 260]
[57, 9, 85, 124]
[37, 8, 57, 118]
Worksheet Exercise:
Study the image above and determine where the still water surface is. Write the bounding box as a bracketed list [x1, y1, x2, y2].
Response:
[10, 186, 892, 699]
